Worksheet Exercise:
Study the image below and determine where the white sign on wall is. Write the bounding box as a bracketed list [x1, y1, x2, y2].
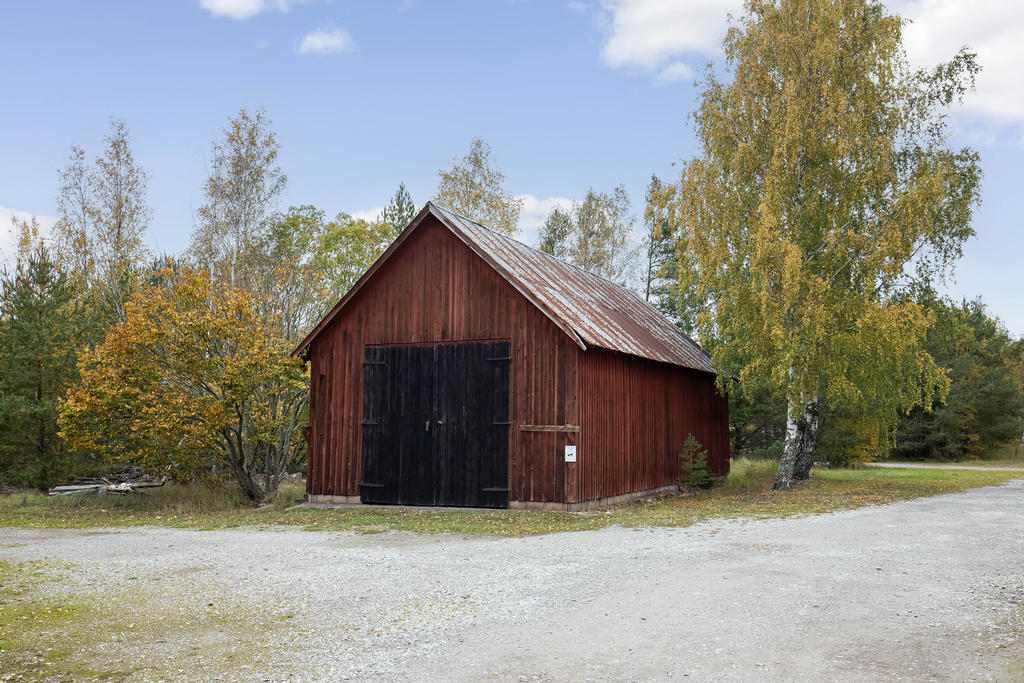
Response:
[564, 445, 577, 463]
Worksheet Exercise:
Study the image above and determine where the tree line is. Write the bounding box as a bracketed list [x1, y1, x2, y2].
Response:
[2, 0, 1022, 499]
[1, 112, 417, 497]
[0, 110, 640, 499]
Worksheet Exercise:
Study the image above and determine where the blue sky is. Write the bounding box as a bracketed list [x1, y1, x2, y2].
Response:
[1, 0, 1021, 335]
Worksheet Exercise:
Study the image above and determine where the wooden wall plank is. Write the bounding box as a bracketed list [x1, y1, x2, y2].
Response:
[308, 217, 575, 502]
[578, 348, 730, 501]
[307, 215, 729, 505]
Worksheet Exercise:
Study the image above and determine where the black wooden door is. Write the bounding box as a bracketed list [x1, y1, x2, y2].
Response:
[360, 345, 435, 505]
[360, 342, 510, 508]
[434, 342, 511, 508]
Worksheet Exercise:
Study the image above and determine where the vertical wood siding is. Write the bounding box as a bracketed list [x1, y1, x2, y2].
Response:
[576, 348, 730, 502]
[307, 216, 577, 502]
[307, 215, 729, 505]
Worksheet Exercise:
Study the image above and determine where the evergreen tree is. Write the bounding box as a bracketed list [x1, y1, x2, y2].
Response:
[643, 175, 701, 331]
[379, 182, 418, 234]
[538, 206, 573, 260]
[891, 296, 1024, 460]
[641, 176, 674, 303]
[0, 246, 82, 487]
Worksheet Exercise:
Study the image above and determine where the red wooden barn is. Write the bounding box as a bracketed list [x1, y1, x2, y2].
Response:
[293, 202, 729, 510]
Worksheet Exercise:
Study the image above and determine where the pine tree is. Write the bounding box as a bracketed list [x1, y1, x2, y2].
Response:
[379, 182, 418, 235]
[891, 296, 1024, 460]
[0, 247, 82, 487]
[538, 206, 573, 260]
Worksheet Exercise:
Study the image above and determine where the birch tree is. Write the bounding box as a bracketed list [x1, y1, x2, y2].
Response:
[52, 118, 151, 323]
[435, 137, 522, 235]
[538, 186, 634, 283]
[192, 108, 286, 290]
[656, 0, 982, 489]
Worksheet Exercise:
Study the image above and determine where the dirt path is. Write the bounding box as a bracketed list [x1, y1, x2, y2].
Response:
[2, 479, 1023, 681]
[869, 462, 1024, 471]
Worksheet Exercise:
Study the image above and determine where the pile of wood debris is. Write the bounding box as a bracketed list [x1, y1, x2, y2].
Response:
[48, 465, 165, 496]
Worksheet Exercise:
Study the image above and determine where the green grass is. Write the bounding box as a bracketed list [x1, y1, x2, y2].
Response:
[1, 459, 1019, 536]
[884, 444, 1024, 469]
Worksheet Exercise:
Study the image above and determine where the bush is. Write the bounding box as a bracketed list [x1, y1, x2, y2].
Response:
[58, 269, 308, 502]
[679, 434, 714, 489]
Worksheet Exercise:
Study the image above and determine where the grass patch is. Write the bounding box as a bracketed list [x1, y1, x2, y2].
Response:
[978, 443, 1024, 463]
[0, 560, 129, 680]
[0, 461, 1019, 537]
[0, 558, 294, 681]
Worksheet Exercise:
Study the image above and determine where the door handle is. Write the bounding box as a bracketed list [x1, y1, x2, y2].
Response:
[425, 421, 430, 432]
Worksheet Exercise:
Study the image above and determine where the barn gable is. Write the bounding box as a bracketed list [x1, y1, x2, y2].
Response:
[299, 202, 730, 508]
[294, 202, 713, 373]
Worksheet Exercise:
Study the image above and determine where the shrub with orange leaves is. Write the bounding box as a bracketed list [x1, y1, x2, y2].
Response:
[59, 268, 308, 501]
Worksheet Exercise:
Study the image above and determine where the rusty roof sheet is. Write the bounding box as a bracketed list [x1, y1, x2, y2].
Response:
[429, 203, 713, 373]
[293, 202, 714, 374]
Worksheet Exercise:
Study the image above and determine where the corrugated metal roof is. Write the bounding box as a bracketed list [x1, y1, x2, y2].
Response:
[429, 203, 713, 373]
[294, 202, 713, 374]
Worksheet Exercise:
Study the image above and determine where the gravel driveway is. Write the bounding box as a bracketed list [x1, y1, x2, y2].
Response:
[3, 479, 1023, 681]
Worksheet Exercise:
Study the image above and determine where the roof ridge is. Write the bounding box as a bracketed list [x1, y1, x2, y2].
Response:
[427, 202, 714, 373]
[293, 201, 713, 372]
[429, 201, 648, 302]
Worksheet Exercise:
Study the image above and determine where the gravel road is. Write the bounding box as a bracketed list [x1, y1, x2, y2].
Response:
[3, 479, 1023, 681]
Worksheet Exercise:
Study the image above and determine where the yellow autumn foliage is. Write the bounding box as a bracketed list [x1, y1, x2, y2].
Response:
[654, 0, 980, 469]
[58, 268, 308, 500]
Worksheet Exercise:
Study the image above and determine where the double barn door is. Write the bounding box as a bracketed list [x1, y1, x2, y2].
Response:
[360, 341, 510, 508]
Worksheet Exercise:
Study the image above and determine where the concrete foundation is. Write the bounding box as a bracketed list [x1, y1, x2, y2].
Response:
[305, 494, 362, 506]
[508, 484, 680, 512]
[304, 485, 682, 512]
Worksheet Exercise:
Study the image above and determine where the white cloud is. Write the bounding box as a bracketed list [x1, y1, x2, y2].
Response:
[199, 0, 306, 20]
[600, 0, 739, 73]
[0, 205, 57, 269]
[298, 28, 354, 56]
[350, 206, 384, 222]
[896, 0, 1024, 126]
[515, 194, 576, 248]
[656, 61, 693, 83]
[200, 0, 265, 20]
[598, 0, 1024, 129]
